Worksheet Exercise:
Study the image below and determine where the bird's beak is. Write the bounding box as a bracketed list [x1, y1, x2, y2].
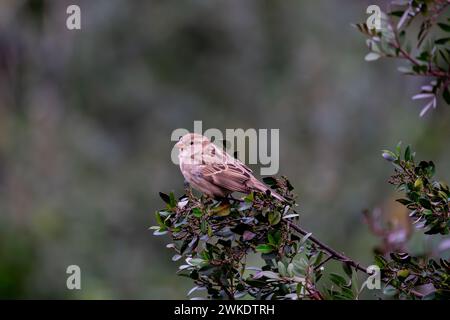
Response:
[175, 141, 183, 149]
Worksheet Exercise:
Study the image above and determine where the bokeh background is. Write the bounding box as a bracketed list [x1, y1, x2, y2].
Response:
[0, 0, 449, 299]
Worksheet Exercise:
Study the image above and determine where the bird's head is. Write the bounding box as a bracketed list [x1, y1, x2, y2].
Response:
[175, 133, 210, 152]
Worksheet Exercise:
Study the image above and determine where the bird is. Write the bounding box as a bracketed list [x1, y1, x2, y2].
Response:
[175, 133, 285, 202]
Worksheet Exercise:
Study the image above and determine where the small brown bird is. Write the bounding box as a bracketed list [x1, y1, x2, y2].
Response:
[175, 133, 285, 201]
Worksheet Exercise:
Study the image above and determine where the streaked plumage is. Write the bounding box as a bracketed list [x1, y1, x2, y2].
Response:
[175, 133, 284, 201]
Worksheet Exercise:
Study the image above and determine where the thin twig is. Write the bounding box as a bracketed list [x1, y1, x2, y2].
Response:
[285, 219, 426, 298]
[285, 219, 368, 274]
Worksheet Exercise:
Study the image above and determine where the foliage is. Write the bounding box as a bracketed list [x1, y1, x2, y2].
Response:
[382, 143, 450, 235]
[152, 145, 450, 300]
[355, 0, 450, 116]
[376, 252, 450, 299]
[150, 0, 450, 301]
[374, 143, 450, 299]
[152, 178, 362, 300]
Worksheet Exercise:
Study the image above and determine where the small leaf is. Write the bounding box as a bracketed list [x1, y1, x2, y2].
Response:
[211, 203, 231, 216]
[200, 220, 207, 234]
[287, 263, 295, 277]
[186, 258, 207, 267]
[254, 271, 280, 280]
[412, 93, 434, 100]
[169, 192, 177, 208]
[329, 273, 347, 287]
[342, 262, 353, 278]
[419, 198, 432, 209]
[278, 262, 287, 277]
[268, 230, 281, 246]
[397, 269, 410, 279]
[382, 150, 397, 162]
[263, 177, 277, 186]
[300, 232, 312, 245]
[443, 86, 450, 105]
[396, 198, 412, 206]
[153, 229, 168, 236]
[435, 37, 450, 45]
[437, 23, 450, 32]
[398, 66, 413, 74]
[159, 192, 171, 204]
[172, 254, 182, 262]
[155, 212, 166, 228]
[404, 145, 411, 161]
[255, 244, 274, 254]
[243, 230, 256, 241]
[383, 285, 398, 297]
[207, 225, 213, 237]
[192, 208, 203, 218]
[268, 211, 281, 225]
[414, 178, 423, 189]
[244, 192, 254, 202]
[365, 52, 380, 61]
[238, 201, 252, 211]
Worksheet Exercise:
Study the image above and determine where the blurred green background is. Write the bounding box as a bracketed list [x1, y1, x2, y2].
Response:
[0, 0, 449, 299]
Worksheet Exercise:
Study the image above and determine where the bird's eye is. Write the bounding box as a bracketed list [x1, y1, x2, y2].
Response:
[190, 141, 194, 145]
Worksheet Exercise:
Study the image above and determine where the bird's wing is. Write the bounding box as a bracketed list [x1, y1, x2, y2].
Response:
[200, 161, 252, 193]
[211, 143, 254, 174]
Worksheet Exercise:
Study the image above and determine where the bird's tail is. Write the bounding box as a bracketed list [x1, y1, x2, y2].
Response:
[252, 178, 287, 203]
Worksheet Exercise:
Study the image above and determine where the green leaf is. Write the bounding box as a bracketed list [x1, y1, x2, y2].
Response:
[435, 38, 450, 45]
[342, 262, 353, 278]
[395, 142, 402, 155]
[255, 244, 274, 254]
[169, 192, 177, 208]
[396, 198, 412, 206]
[155, 211, 166, 228]
[207, 225, 213, 237]
[287, 263, 295, 277]
[268, 211, 281, 225]
[419, 198, 432, 209]
[159, 192, 171, 204]
[313, 251, 324, 267]
[414, 178, 423, 190]
[211, 204, 231, 216]
[329, 273, 347, 287]
[397, 269, 410, 279]
[244, 192, 254, 202]
[262, 177, 277, 186]
[296, 282, 303, 296]
[437, 23, 450, 32]
[268, 230, 281, 246]
[404, 145, 411, 161]
[278, 261, 287, 277]
[192, 208, 203, 218]
[383, 285, 398, 297]
[443, 86, 450, 105]
[187, 258, 207, 267]
[256, 271, 280, 280]
[374, 255, 387, 268]
[200, 220, 207, 234]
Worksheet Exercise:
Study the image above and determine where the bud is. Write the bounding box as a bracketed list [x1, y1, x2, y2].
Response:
[382, 152, 396, 162]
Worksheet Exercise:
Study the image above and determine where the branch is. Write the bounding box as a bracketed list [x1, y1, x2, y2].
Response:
[285, 220, 426, 298]
[285, 219, 368, 274]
